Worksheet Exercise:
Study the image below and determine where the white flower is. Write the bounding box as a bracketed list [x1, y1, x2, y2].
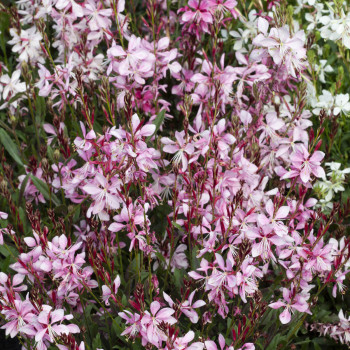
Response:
[8, 26, 43, 63]
[305, 4, 325, 32]
[0, 70, 26, 100]
[325, 162, 350, 181]
[315, 162, 350, 207]
[295, 0, 318, 15]
[315, 59, 333, 83]
[312, 90, 334, 115]
[320, 10, 350, 49]
[315, 198, 333, 212]
[334, 94, 350, 115]
[223, 10, 257, 53]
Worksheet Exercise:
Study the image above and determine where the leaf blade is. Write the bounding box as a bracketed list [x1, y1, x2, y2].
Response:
[0, 128, 24, 167]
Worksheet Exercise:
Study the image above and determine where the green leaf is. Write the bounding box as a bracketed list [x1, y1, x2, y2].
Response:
[8, 92, 26, 105]
[173, 222, 185, 233]
[313, 343, 322, 350]
[173, 268, 185, 289]
[0, 255, 11, 271]
[191, 246, 200, 269]
[29, 175, 60, 206]
[35, 96, 46, 118]
[0, 128, 24, 167]
[92, 333, 102, 349]
[0, 244, 16, 258]
[266, 334, 286, 350]
[146, 109, 166, 143]
[154, 251, 167, 266]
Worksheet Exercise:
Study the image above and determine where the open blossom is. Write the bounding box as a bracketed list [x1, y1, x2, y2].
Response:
[84, 0, 113, 32]
[163, 291, 206, 324]
[34, 305, 80, 344]
[207, 0, 238, 17]
[74, 121, 96, 151]
[55, 0, 84, 17]
[281, 145, 325, 183]
[257, 199, 290, 236]
[0, 70, 26, 100]
[1, 299, 36, 338]
[320, 10, 350, 49]
[118, 310, 141, 338]
[140, 301, 177, 346]
[102, 275, 121, 306]
[107, 35, 155, 82]
[161, 131, 195, 171]
[252, 17, 307, 77]
[181, 0, 213, 35]
[269, 288, 310, 324]
[8, 27, 43, 63]
[172, 330, 204, 350]
[82, 173, 121, 220]
[334, 93, 350, 116]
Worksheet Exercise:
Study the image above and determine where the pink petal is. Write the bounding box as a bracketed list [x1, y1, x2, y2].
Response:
[310, 151, 324, 163]
[140, 124, 156, 137]
[204, 340, 218, 350]
[108, 222, 125, 232]
[275, 206, 289, 219]
[35, 327, 48, 342]
[83, 184, 101, 195]
[150, 301, 161, 316]
[182, 11, 195, 22]
[51, 309, 64, 324]
[156, 307, 175, 320]
[258, 17, 269, 35]
[279, 308, 291, 324]
[269, 301, 285, 309]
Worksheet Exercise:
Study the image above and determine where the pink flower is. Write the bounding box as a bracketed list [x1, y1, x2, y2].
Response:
[252, 18, 307, 78]
[236, 259, 261, 303]
[34, 305, 79, 343]
[0, 273, 27, 297]
[173, 331, 204, 350]
[55, 0, 84, 17]
[257, 199, 290, 236]
[282, 145, 325, 184]
[0, 211, 8, 220]
[207, 0, 238, 17]
[118, 310, 141, 338]
[102, 275, 121, 306]
[141, 301, 176, 346]
[304, 240, 333, 273]
[84, 0, 113, 31]
[269, 288, 310, 324]
[131, 113, 156, 140]
[1, 299, 36, 338]
[164, 291, 206, 323]
[74, 121, 96, 152]
[161, 131, 195, 171]
[181, 0, 213, 24]
[82, 172, 121, 220]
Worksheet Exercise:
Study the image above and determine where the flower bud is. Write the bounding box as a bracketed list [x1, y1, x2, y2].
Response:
[53, 149, 60, 162]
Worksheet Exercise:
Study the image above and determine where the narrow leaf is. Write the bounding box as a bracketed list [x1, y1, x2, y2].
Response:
[0, 128, 24, 167]
[30, 175, 60, 206]
[146, 109, 166, 142]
